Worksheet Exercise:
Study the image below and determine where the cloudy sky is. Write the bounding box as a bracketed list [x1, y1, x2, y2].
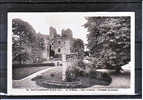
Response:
[9, 12, 89, 44]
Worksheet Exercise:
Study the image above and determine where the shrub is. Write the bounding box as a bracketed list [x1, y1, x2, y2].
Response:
[76, 60, 86, 70]
[89, 71, 112, 85]
[65, 66, 79, 82]
[65, 60, 89, 82]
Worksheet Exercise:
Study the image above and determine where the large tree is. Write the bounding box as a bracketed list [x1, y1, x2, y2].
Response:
[71, 39, 84, 59]
[84, 17, 130, 72]
[36, 33, 47, 50]
[12, 18, 37, 64]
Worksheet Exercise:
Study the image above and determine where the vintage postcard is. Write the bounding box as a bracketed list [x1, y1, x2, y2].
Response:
[7, 12, 135, 95]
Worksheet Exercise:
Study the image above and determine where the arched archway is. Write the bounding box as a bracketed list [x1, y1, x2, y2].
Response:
[49, 45, 55, 58]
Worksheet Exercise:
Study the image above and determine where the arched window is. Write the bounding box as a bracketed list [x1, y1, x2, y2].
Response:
[49, 45, 55, 57]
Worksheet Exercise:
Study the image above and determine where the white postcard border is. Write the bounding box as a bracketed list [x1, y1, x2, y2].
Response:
[7, 12, 135, 95]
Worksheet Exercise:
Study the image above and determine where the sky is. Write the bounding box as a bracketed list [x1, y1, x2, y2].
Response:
[9, 13, 88, 44]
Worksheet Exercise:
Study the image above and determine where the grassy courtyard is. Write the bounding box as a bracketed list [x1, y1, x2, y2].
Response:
[13, 66, 53, 80]
[13, 65, 130, 88]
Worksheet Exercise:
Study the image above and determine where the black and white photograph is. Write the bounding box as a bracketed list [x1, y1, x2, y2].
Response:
[7, 12, 135, 95]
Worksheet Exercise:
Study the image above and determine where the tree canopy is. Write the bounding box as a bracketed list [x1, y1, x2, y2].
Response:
[12, 18, 47, 64]
[12, 18, 37, 44]
[71, 38, 84, 59]
[84, 17, 130, 71]
[12, 18, 37, 64]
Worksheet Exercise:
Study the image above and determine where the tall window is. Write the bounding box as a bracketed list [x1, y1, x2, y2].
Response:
[58, 48, 61, 53]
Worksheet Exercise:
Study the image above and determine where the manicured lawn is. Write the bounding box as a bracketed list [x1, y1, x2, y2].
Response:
[109, 72, 130, 88]
[37, 67, 63, 82]
[31, 67, 62, 81]
[13, 66, 53, 80]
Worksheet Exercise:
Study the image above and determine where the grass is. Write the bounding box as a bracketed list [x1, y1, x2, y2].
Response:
[13, 66, 53, 80]
[108, 72, 130, 88]
[32, 67, 63, 82]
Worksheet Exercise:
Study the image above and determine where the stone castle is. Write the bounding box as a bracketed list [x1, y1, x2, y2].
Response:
[42, 27, 84, 81]
[42, 27, 79, 67]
